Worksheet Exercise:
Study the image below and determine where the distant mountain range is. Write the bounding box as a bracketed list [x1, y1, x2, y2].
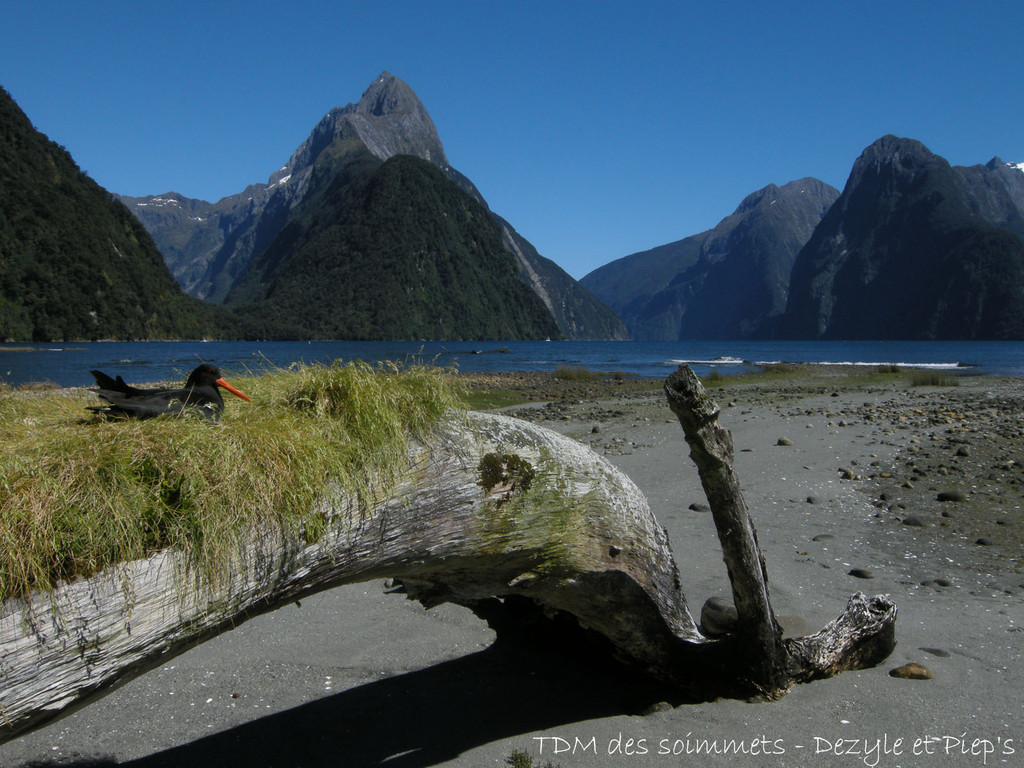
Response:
[583, 137, 1024, 340]
[119, 73, 626, 341]
[5, 71, 1024, 343]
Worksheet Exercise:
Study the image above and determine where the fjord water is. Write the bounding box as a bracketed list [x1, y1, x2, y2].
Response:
[2, 340, 1023, 389]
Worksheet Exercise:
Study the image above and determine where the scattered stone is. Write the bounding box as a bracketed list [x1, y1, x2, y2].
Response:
[902, 515, 927, 527]
[641, 701, 675, 716]
[848, 568, 875, 579]
[956, 446, 971, 457]
[812, 534, 835, 541]
[688, 502, 710, 512]
[806, 495, 819, 504]
[937, 490, 968, 502]
[776, 437, 794, 446]
[700, 596, 738, 637]
[976, 537, 995, 546]
[591, 424, 601, 434]
[889, 663, 933, 680]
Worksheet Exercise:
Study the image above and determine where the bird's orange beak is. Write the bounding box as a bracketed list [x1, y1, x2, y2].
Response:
[216, 377, 252, 402]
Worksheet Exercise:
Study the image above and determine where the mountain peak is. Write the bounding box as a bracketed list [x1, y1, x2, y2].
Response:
[842, 135, 946, 195]
[275, 73, 449, 187]
[356, 71, 420, 117]
[858, 135, 934, 168]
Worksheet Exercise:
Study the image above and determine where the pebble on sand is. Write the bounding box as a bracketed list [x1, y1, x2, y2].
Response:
[889, 663, 934, 680]
[937, 490, 968, 502]
[700, 597, 738, 637]
[848, 568, 875, 579]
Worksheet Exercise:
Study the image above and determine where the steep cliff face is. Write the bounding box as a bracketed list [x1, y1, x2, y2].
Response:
[779, 136, 1024, 339]
[581, 178, 838, 340]
[0, 87, 221, 341]
[222, 152, 561, 340]
[672, 178, 838, 339]
[121, 73, 625, 340]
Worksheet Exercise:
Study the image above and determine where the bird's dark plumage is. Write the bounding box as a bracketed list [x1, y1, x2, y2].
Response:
[88, 363, 251, 421]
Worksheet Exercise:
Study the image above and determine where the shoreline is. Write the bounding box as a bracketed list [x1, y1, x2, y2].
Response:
[3, 366, 1023, 766]
[477, 366, 1024, 582]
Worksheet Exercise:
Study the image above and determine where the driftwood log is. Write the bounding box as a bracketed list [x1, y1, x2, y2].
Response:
[0, 366, 896, 744]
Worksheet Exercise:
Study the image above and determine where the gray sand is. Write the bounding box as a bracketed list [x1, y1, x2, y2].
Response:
[3, 375, 1023, 767]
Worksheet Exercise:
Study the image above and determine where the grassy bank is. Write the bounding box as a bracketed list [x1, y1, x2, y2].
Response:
[0, 362, 464, 601]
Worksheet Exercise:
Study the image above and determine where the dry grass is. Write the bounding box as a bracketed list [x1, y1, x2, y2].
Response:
[0, 361, 464, 600]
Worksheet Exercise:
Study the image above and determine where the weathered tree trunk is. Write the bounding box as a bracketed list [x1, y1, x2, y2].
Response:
[1, 375, 896, 744]
[0, 410, 695, 742]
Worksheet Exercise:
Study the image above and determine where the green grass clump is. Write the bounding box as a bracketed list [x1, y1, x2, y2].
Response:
[908, 369, 961, 387]
[0, 361, 464, 601]
[553, 365, 600, 381]
[460, 389, 531, 411]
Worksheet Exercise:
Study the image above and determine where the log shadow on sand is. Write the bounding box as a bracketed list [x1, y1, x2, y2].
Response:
[27, 636, 680, 768]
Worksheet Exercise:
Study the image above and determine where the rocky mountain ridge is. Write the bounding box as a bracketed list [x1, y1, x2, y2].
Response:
[584, 138, 1024, 341]
[777, 136, 1024, 339]
[581, 178, 840, 339]
[121, 73, 626, 340]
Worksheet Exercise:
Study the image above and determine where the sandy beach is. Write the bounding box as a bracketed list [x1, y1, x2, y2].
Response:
[2, 367, 1023, 768]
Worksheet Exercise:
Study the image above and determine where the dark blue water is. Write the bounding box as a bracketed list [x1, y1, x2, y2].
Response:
[2, 340, 1023, 389]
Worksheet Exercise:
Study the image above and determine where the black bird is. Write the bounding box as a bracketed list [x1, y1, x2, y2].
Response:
[88, 363, 252, 421]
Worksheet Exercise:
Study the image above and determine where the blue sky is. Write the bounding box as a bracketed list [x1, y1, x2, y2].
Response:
[2, 1, 1022, 279]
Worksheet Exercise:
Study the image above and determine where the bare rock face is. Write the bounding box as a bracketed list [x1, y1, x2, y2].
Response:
[281, 71, 450, 179]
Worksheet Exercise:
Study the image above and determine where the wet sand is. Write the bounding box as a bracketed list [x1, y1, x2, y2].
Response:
[2, 368, 1023, 767]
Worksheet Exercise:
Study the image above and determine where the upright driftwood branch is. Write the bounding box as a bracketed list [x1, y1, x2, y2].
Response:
[664, 364, 896, 696]
[2, 378, 897, 744]
[664, 365, 788, 691]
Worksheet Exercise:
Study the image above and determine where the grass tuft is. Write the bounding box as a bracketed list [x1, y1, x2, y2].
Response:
[0, 361, 464, 601]
[907, 369, 961, 387]
[553, 365, 600, 381]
